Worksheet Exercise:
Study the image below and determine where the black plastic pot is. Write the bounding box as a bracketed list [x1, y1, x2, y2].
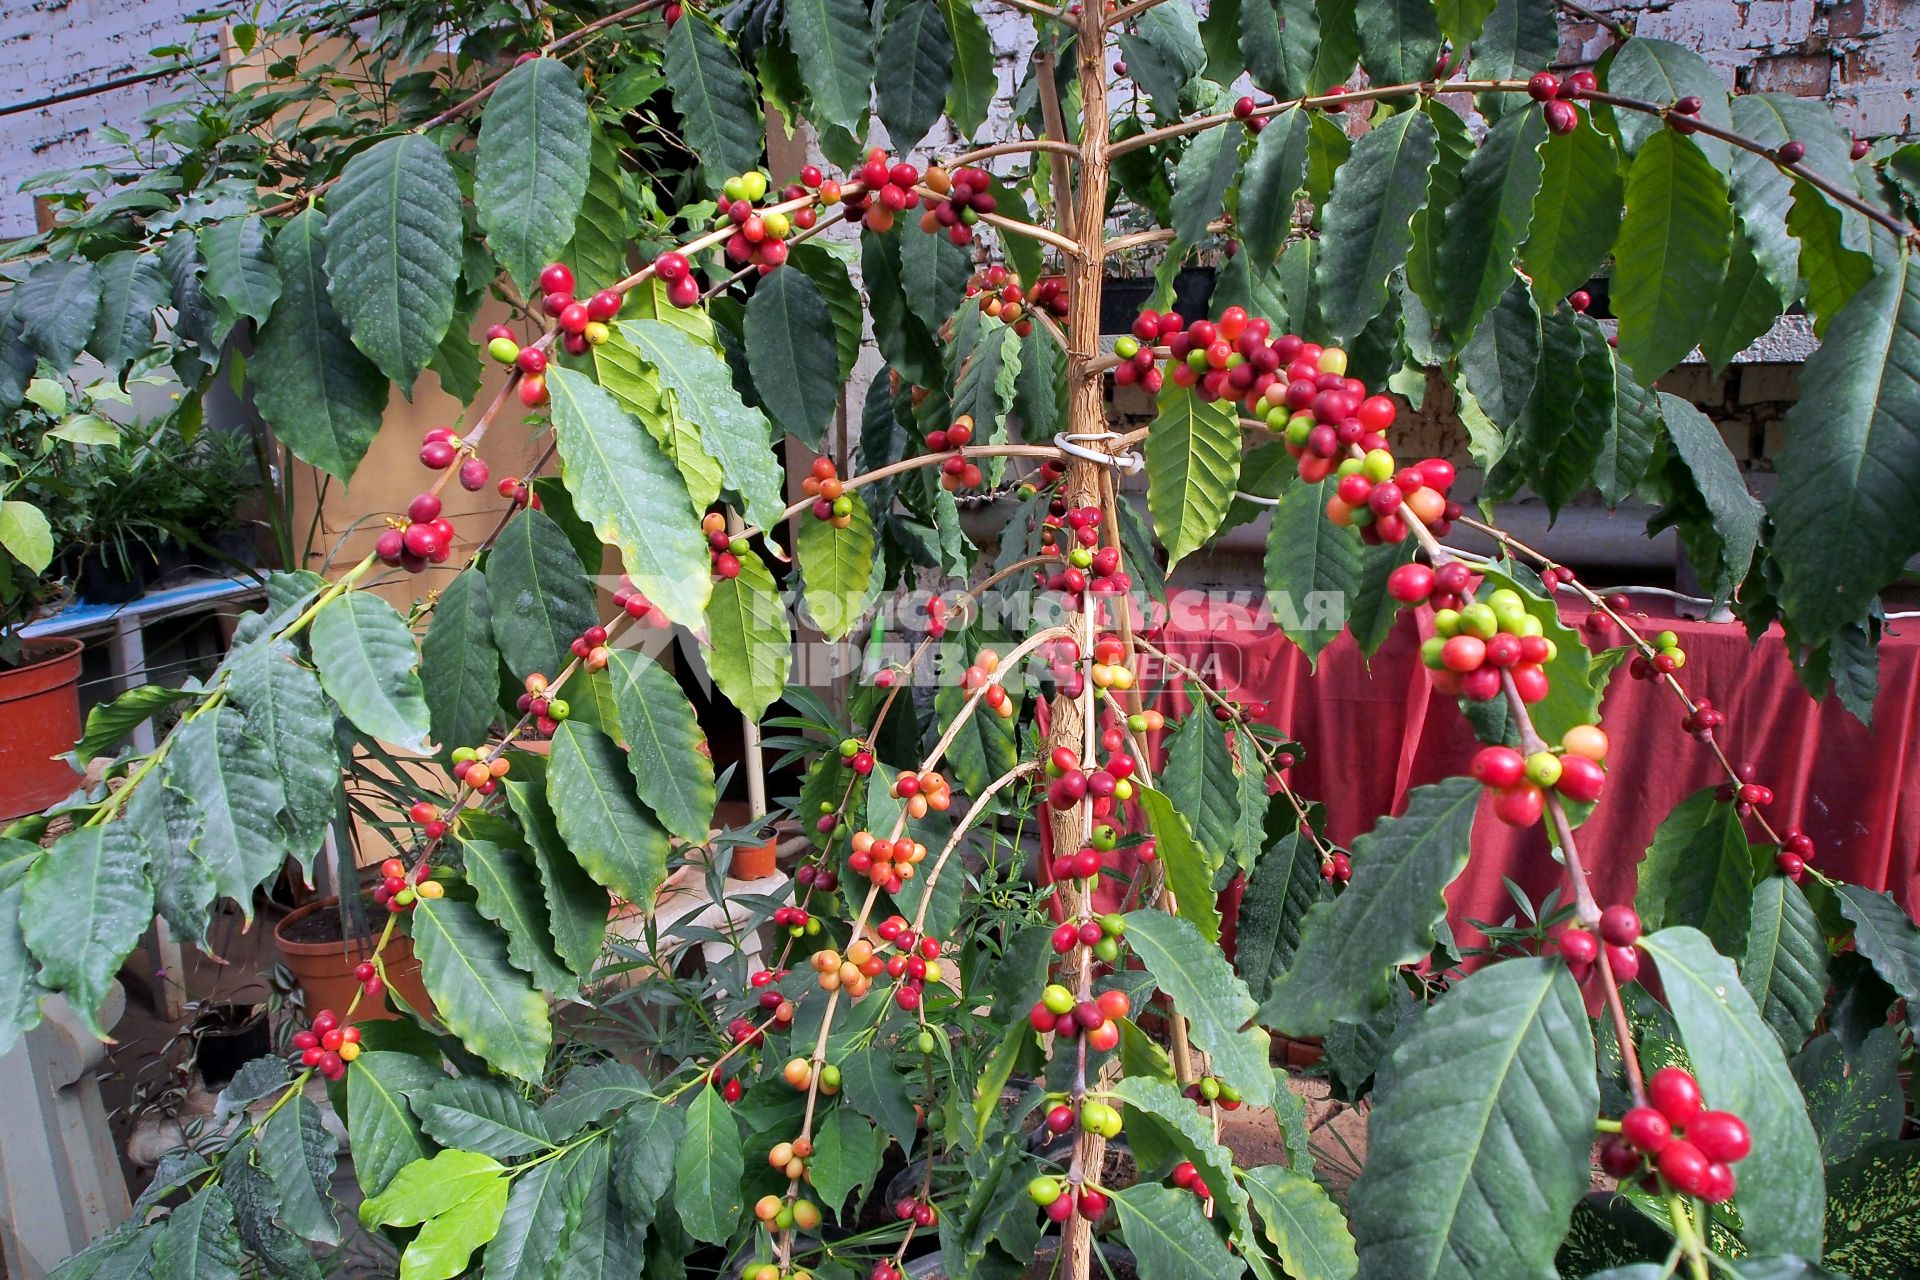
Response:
[193, 1005, 271, 1090]
[1098, 269, 1215, 335]
[76, 545, 147, 603]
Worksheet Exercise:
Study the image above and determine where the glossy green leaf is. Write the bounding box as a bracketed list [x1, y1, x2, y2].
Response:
[1263, 478, 1364, 667]
[421, 571, 499, 757]
[1351, 959, 1597, 1280]
[544, 365, 710, 629]
[0, 872, 45, 1056]
[1122, 910, 1273, 1109]
[795, 488, 876, 641]
[484, 1154, 573, 1280]
[151, 1188, 242, 1280]
[547, 721, 671, 907]
[675, 1085, 745, 1244]
[476, 57, 590, 295]
[505, 778, 608, 978]
[949, 314, 1022, 452]
[612, 1097, 685, 1209]
[1613, 130, 1733, 382]
[310, 591, 430, 752]
[259, 1091, 339, 1244]
[1118, 2, 1207, 121]
[810, 1107, 888, 1220]
[1659, 392, 1762, 604]
[419, 1076, 552, 1158]
[705, 550, 790, 720]
[323, 135, 462, 390]
[1700, 223, 1793, 371]
[1635, 786, 1754, 964]
[1316, 106, 1437, 343]
[86, 250, 168, 373]
[1241, 0, 1318, 100]
[346, 1051, 440, 1198]
[561, 123, 636, 296]
[1438, 107, 1547, 343]
[783, 0, 873, 134]
[160, 708, 285, 920]
[1788, 181, 1875, 336]
[485, 505, 597, 685]
[875, 0, 951, 149]
[1145, 384, 1241, 568]
[1172, 122, 1242, 248]
[461, 817, 575, 994]
[1639, 927, 1825, 1256]
[20, 825, 150, 1040]
[745, 266, 841, 448]
[1138, 785, 1224, 943]
[1238, 107, 1312, 266]
[73, 682, 190, 764]
[11, 258, 98, 369]
[1603, 37, 1732, 164]
[400, 1174, 508, 1280]
[1742, 874, 1827, 1053]
[227, 640, 338, 869]
[1242, 1165, 1358, 1280]
[1596, 357, 1662, 505]
[1355, 0, 1441, 88]
[1112, 1183, 1244, 1278]
[412, 899, 553, 1083]
[362, 1149, 505, 1227]
[1768, 252, 1920, 647]
[1834, 883, 1920, 1008]
[601, 650, 713, 843]
[253, 208, 387, 483]
[1234, 828, 1328, 1004]
[666, 15, 764, 190]
[1259, 777, 1479, 1037]
[542, 1061, 651, 1135]
[940, 0, 995, 137]
[1521, 118, 1623, 304]
[197, 215, 280, 341]
[1111, 1075, 1270, 1276]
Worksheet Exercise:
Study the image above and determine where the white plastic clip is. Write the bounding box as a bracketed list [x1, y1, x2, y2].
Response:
[1053, 430, 1144, 474]
[1230, 490, 1280, 507]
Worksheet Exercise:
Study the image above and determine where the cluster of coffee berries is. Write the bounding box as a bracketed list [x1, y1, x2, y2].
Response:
[1418, 586, 1556, 704]
[779, 1056, 840, 1095]
[892, 768, 952, 818]
[965, 265, 1068, 334]
[564, 623, 612, 672]
[494, 474, 540, 509]
[927, 415, 983, 491]
[1325, 453, 1460, 544]
[846, 832, 928, 894]
[767, 1133, 811, 1181]
[878, 917, 945, 1011]
[351, 959, 385, 1002]
[919, 164, 998, 246]
[703, 512, 752, 579]
[533, 262, 622, 357]
[1231, 94, 1271, 132]
[752, 1193, 823, 1232]
[1320, 850, 1353, 883]
[1474, 724, 1609, 828]
[1038, 506, 1131, 597]
[1775, 827, 1816, 880]
[961, 647, 1016, 719]
[1184, 1074, 1245, 1110]
[1048, 912, 1128, 962]
[1679, 698, 1724, 740]
[1021, 455, 1069, 498]
[375, 491, 457, 573]
[1044, 737, 1138, 821]
[801, 457, 855, 525]
[1629, 629, 1688, 678]
[793, 858, 842, 893]
[1556, 903, 1644, 984]
[418, 425, 493, 489]
[1600, 1067, 1751, 1204]
[836, 736, 877, 776]
[1027, 1175, 1109, 1224]
[711, 170, 798, 273]
[772, 906, 816, 939]
[609, 575, 665, 628]
[742, 1263, 813, 1280]
[1027, 986, 1129, 1052]
[372, 855, 442, 914]
[1716, 762, 1777, 818]
[290, 1009, 359, 1080]
[726, 1015, 767, 1049]
[1526, 69, 1597, 135]
[406, 799, 448, 842]
[891, 1195, 940, 1229]
[843, 150, 922, 232]
[650, 249, 702, 309]
[513, 672, 571, 741]
[1170, 1161, 1213, 1202]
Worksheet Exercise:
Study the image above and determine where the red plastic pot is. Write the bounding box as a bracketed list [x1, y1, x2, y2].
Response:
[0, 637, 85, 820]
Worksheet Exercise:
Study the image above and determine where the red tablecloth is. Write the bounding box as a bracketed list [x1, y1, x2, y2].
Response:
[1141, 598, 1920, 939]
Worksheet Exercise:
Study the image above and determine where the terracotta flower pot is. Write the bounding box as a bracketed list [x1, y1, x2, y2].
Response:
[274, 897, 433, 1023]
[0, 637, 85, 820]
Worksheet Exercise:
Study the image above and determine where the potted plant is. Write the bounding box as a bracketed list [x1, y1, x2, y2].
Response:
[13, 3, 1920, 1278]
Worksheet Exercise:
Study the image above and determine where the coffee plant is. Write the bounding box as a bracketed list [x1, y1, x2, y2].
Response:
[7, 0, 1920, 1278]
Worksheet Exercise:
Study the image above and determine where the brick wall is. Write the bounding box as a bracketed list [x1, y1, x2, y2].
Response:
[0, 0, 217, 240]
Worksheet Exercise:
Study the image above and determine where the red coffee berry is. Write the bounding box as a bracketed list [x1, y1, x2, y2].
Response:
[1598, 906, 1641, 947]
[1527, 72, 1559, 102]
[1621, 1106, 1672, 1153]
[1649, 1067, 1704, 1127]
[1688, 1111, 1751, 1164]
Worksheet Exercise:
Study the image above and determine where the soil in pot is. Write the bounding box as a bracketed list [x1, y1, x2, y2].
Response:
[275, 898, 433, 1022]
[0, 636, 86, 819]
[192, 1003, 271, 1090]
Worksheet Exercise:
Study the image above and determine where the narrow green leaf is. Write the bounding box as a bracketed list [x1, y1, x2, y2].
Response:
[1172, 123, 1242, 248]
[226, 640, 339, 869]
[1234, 828, 1328, 1004]
[412, 899, 553, 1083]
[810, 1108, 888, 1220]
[258, 1091, 339, 1244]
[1700, 223, 1793, 371]
[547, 721, 671, 907]
[476, 57, 590, 295]
[1350, 959, 1598, 1280]
[461, 817, 576, 994]
[795, 488, 876, 641]
[310, 591, 430, 752]
[323, 135, 463, 390]
[1113, 1183, 1245, 1278]
[1596, 357, 1662, 505]
[1355, 0, 1442, 88]
[705, 551, 791, 720]
[1238, 107, 1312, 266]
[253, 208, 387, 483]
[1242, 0, 1319, 100]
[1438, 107, 1547, 343]
[542, 1061, 651, 1134]
[1768, 251, 1920, 647]
[1118, 2, 1207, 121]
[1259, 777, 1479, 1037]
[1659, 392, 1762, 605]
[875, 0, 952, 149]
[1788, 181, 1875, 335]
[561, 123, 637, 297]
[346, 1051, 440, 1198]
[666, 16, 764, 189]
[151, 1188, 242, 1280]
[674, 1086, 745, 1244]
[1833, 884, 1920, 1008]
[602, 650, 714, 842]
[1263, 478, 1364, 666]
[485, 505, 597, 684]
[418, 1076, 552, 1158]
[1122, 910, 1273, 1109]
[1613, 130, 1733, 382]
[505, 779, 608, 978]
[1146, 384, 1242, 567]
[940, 0, 996, 137]
[1522, 118, 1624, 305]
[1316, 106, 1437, 342]
[159, 708, 284, 921]
[421, 572, 499, 757]
[1635, 787, 1754, 957]
[484, 1155, 573, 1280]
[783, 0, 873, 134]
[1242, 1165, 1358, 1280]
[1138, 785, 1224, 943]
[745, 267, 841, 448]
